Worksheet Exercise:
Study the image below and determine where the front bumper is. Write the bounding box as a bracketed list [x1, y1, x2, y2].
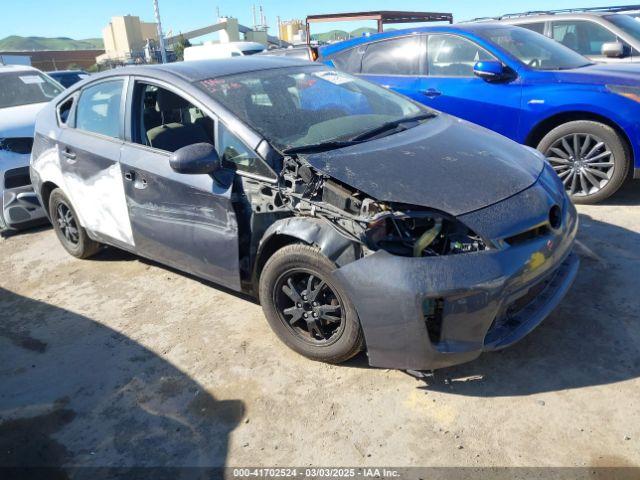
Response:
[334, 181, 579, 371]
[0, 151, 46, 231]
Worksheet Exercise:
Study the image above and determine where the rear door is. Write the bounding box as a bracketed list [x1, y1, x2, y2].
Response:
[58, 77, 134, 247]
[357, 35, 424, 102]
[119, 78, 241, 290]
[418, 33, 523, 139]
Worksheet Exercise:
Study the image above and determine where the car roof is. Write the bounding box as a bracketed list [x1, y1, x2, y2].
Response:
[0, 64, 39, 74]
[320, 23, 512, 52]
[92, 56, 314, 83]
[48, 70, 86, 75]
[498, 12, 617, 22]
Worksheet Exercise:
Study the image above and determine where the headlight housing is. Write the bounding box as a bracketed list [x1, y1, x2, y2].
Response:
[606, 84, 640, 103]
[364, 209, 487, 257]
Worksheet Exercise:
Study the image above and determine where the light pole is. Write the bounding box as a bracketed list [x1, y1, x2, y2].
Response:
[152, 0, 168, 63]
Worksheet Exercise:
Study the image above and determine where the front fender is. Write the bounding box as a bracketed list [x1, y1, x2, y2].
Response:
[257, 216, 359, 266]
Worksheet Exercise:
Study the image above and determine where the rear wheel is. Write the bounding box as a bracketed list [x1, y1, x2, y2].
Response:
[49, 188, 100, 259]
[537, 120, 629, 204]
[259, 244, 364, 364]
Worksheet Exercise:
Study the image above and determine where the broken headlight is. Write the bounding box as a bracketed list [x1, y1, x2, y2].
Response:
[364, 210, 486, 257]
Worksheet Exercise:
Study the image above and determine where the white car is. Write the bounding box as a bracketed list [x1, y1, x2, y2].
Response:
[183, 41, 266, 61]
[0, 65, 63, 232]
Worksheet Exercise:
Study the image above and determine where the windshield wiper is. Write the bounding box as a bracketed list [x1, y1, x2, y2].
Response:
[348, 112, 436, 142]
[282, 140, 361, 155]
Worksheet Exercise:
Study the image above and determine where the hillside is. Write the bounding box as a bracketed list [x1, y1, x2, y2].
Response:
[311, 27, 391, 43]
[0, 36, 104, 51]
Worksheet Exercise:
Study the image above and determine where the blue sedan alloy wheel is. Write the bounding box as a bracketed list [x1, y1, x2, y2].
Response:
[538, 120, 629, 204]
[546, 133, 614, 196]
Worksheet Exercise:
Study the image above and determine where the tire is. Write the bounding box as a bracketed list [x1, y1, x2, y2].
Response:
[48, 188, 101, 259]
[259, 243, 364, 364]
[537, 120, 630, 204]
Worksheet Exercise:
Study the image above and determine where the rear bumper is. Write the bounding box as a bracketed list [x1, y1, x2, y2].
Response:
[334, 183, 579, 371]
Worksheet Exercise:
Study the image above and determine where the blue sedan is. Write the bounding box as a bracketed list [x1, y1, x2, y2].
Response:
[320, 24, 640, 203]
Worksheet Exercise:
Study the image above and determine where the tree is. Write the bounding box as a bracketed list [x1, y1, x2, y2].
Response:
[174, 34, 192, 61]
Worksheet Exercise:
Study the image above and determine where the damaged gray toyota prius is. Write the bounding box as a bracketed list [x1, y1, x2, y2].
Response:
[31, 57, 579, 370]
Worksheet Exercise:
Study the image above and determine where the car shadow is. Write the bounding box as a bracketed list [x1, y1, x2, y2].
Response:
[414, 213, 640, 397]
[0, 288, 244, 478]
[599, 178, 640, 206]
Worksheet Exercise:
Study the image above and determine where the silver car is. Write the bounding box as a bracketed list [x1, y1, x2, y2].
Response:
[0, 65, 63, 232]
[471, 8, 640, 64]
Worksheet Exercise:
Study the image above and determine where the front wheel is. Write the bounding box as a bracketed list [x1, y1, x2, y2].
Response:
[259, 244, 364, 364]
[537, 120, 630, 204]
[49, 188, 101, 259]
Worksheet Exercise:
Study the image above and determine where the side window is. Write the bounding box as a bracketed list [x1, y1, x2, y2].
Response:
[551, 20, 617, 56]
[75, 80, 123, 139]
[428, 34, 495, 77]
[326, 47, 364, 73]
[361, 36, 423, 75]
[517, 22, 546, 35]
[133, 82, 214, 153]
[218, 123, 274, 178]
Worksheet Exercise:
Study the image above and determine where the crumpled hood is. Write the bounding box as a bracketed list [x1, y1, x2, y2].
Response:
[552, 63, 640, 86]
[0, 102, 47, 138]
[304, 114, 545, 216]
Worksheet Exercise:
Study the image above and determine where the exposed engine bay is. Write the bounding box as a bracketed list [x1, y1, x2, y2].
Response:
[237, 155, 487, 267]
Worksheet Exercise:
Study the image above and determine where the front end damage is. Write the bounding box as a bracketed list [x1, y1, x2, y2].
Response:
[241, 152, 578, 371]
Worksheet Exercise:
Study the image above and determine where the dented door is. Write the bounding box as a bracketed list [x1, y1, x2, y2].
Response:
[119, 144, 241, 290]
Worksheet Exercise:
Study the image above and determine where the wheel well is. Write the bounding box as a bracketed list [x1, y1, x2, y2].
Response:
[525, 112, 633, 162]
[40, 181, 59, 216]
[253, 234, 305, 285]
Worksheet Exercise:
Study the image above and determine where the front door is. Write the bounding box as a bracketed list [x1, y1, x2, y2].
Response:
[120, 80, 240, 290]
[550, 20, 634, 64]
[59, 78, 134, 247]
[418, 33, 523, 140]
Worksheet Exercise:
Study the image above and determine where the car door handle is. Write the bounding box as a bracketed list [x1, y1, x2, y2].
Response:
[421, 88, 442, 98]
[61, 148, 76, 161]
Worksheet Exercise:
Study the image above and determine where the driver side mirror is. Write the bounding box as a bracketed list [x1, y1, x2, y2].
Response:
[170, 143, 221, 175]
[601, 42, 626, 58]
[473, 61, 509, 82]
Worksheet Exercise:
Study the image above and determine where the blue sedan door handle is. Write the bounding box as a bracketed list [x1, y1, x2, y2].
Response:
[421, 88, 442, 98]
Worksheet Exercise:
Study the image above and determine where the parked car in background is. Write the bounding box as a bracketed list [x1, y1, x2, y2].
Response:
[183, 41, 266, 61]
[471, 7, 640, 64]
[48, 69, 90, 88]
[31, 58, 578, 371]
[261, 45, 318, 62]
[320, 23, 640, 203]
[0, 65, 63, 232]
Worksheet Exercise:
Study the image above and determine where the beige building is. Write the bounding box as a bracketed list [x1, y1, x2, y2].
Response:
[279, 20, 304, 44]
[98, 15, 159, 64]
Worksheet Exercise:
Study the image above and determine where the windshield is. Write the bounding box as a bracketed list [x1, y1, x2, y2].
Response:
[605, 14, 640, 42]
[0, 71, 63, 109]
[477, 27, 593, 70]
[199, 66, 426, 150]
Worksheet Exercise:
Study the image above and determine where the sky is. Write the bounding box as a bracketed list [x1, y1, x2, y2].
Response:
[0, 0, 633, 40]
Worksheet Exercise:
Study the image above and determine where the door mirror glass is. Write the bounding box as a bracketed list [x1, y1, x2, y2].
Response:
[602, 42, 626, 58]
[473, 61, 506, 81]
[170, 142, 221, 174]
